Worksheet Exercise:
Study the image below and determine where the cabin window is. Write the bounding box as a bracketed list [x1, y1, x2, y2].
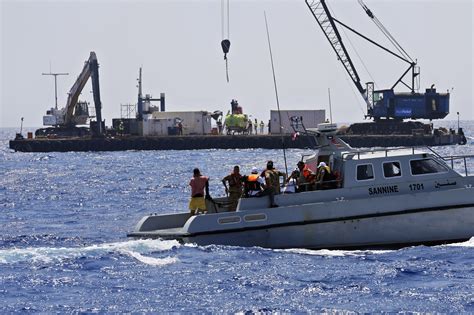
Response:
[357, 164, 374, 181]
[383, 161, 401, 178]
[410, 158, 448, 175]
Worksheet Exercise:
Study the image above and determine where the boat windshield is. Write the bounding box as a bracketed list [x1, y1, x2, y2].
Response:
[410, 158, 448, 175]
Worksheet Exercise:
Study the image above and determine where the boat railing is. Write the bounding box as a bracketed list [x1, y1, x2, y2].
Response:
[342, 146, 425, 160]
[440, 155, 474, 176]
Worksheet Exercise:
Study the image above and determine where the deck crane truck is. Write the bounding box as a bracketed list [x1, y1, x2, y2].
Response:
[305, 0, 450, 135]
[36, 51, 104, 138]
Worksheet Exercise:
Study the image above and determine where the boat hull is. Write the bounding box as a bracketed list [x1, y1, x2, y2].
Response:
[129, 184, 474, 249]
[182, 205, 474, 249]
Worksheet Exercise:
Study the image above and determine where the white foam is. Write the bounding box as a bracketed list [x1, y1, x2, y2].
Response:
[278, 248, 393, 257]
[443, 236, 474, 247]
[0, 239, 180, 265]
[124, 251, 179, 266]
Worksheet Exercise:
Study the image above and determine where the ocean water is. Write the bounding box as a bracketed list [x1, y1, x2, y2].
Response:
[1, 122, 473, 313]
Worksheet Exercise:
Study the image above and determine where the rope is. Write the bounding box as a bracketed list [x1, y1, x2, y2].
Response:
[225, 59, 229, 82]
[221, 0, 224, 40]
[327, 1, 378, 89]
[227, 0, 230, 39]
[358, 0, 413, 62]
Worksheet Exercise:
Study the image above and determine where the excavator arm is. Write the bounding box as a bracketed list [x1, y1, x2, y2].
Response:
[64, 52, 102, 134]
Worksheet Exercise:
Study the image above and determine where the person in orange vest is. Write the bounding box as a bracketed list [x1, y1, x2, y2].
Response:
[244, 167, 265, 197]
[222, 165, 243, 211]
[189, 168, 210, 215]
[289, 161, 316, 192]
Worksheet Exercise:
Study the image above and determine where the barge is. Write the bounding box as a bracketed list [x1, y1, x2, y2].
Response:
[9, 132, 466, 153]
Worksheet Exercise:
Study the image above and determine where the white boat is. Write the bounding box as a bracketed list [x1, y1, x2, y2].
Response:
[128, 124, 474, 249]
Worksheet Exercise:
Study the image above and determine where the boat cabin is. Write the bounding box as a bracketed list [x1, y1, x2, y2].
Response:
[204, 124, 469, 213]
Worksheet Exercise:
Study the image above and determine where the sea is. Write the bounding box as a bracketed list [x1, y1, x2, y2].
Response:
[1, 121, 473, 313]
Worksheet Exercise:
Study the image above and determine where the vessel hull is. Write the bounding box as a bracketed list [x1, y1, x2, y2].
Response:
[181, 206, 473, 249]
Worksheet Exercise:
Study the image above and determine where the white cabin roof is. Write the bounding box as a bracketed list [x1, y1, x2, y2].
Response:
[343, 148, 427, 161]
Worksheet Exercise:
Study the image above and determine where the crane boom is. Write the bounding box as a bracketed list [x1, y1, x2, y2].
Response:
[305, 0, 366, 99]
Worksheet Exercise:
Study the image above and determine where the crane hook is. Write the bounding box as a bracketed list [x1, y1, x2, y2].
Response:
[221, 39, 231, 59]
[221, 39, 231, 82]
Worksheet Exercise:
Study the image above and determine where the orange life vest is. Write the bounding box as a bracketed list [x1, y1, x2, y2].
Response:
[246, 174, 261, 191]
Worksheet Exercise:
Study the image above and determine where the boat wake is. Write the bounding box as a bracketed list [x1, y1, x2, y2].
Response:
[0, 239, 180, 266]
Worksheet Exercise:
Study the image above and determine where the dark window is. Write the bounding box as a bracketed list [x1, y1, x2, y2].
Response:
[357, 164, 374, 181]
[383, 162, 401, 178]
[410, 159, 448, 175]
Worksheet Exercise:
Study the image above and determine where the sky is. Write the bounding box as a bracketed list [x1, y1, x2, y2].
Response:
[1, 0, 473, 128]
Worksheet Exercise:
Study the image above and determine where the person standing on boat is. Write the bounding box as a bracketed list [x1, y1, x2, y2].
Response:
[243, 167, 265, 197]
[261, 160, 286, 207]
[294, 161, 316, 192]
[222, 165, 243, 211]
[254, 118, 258, 134]
[259, 121, 265, 134]
[189, 168, 210, 215]
[315, 162, 331, 190]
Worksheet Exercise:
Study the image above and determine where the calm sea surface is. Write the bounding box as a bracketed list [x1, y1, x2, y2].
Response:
[1, 121, 473, 312]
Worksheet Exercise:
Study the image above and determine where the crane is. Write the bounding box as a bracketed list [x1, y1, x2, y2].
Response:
[305, 0, 450, 123]
[38, 51, 104, 137]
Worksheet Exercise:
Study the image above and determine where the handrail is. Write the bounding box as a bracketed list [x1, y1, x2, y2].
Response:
[440, 155, 474, 176]
[342, 146, 426, 160]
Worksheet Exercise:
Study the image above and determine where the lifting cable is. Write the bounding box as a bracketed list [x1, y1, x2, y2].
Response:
[221, 0, 231, 82]
[327, 2, 378, 89]
[358, 0, 413, 63]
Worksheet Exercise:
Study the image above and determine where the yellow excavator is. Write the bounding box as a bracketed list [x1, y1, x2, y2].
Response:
[36, 51, 104, 138]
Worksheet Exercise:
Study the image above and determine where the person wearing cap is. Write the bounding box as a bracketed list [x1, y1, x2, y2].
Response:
[316, 161, 331, 190]
[189, 168, 210, 215]
[244, 167, 265, 197]
[222, 165, 243, 211]
[262, 160, 286, 207]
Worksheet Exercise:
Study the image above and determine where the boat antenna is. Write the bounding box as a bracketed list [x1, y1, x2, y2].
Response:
[264, 11, 288, 175]
[328, 88, 333, 123]
[42, 69, 69, 110]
